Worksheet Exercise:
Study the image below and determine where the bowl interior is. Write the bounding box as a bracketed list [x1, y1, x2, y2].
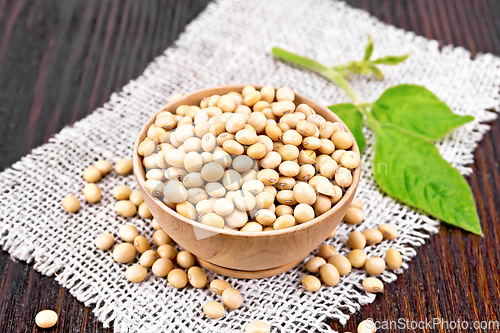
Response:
[133, 84, 361, 238]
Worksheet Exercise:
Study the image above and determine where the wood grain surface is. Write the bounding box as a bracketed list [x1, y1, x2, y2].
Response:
[0, 0, 498, 332]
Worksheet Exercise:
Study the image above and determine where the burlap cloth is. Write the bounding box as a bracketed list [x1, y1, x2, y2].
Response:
[1, 0, 499, 332]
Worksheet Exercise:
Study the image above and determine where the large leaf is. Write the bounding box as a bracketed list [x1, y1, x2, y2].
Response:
[372, 84, 474, 140]
[374, 124, 481, 235]
[328, 103, 366, 151]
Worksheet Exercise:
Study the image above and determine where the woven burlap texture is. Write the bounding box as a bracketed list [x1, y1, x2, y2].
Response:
[1, 0, 499, 332]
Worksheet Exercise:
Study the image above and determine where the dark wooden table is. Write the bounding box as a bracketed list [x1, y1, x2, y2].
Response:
[0, 0, 498, 332]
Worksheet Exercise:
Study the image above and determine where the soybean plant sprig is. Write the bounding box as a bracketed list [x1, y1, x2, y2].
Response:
[271, 37, 482, 235]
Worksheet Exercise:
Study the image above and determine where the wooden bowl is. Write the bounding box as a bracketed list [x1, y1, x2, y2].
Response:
[133, 84, 361, 278]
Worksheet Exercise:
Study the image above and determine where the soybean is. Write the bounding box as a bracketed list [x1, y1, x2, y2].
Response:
[222, 288, 242, 309]
[152, 258, 174, 277]
[168, 269, 188, 288]
[301, 275, 321, 291]
[187, 266, 207, 288]
[62, 195, 80, 213]
[95, 233, 114, 250]
[362, 277, 384, 293]
[203, 301, 225, 319]
[386, 248, 403, 270]
[126, 265, 148, 282]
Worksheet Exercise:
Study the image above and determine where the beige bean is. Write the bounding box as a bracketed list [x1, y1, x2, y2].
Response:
[362, 229, 383, 246]
[83, 166, 102, 183]
[348, 231, 366, 249]
[177, 251, 195, 269]
[351, 198, 364, 209]
[348, 249, 367, 268]
[275, 177, 295, 190]
[152, 258, 174, 277]
[306, 256, 326, 273]
[157, 244, 177, 260]
[245, 321, 271, 333]
[362, 277, 384, 293]
[276, 190, 297, 205]
[35, 310, 58, 328]
[187, 266, 207, 288]
[257, 169, 279, 185]
[318, 244, 336, 260]
[340, 151, 361, 169]
[225, 208, 248, 228]
[320, 263, 340, 286]
[272, 100, 295, 116]
[331, 149, 346, 163]
[210, 279, 231, 295]
[62, 195, 80, 213]
[292, 182, 316, 205]
[176, 201, 198, 220]
[139, 250, 158, 267]
[255, 209, 276, 225]
[328, 255, 352, 276]
[365, 257, 386, 275]
[293, 204, 315, 224]
[112, 243, 136, 263]
[222, 170, 243, 191]
[119, 224, 139, 242]
[168, 269, 188, 288]
[115, 158, 133, 175]
[95, 233, 114, 250]
[151, 217, 161, 230]
[298, 149, 316, 164]
[295, 103, 315, 117]
[126, 265, 148, 282]
[138, 202, 152, 219]
[276, 87, 295, 101]
[386, 248, 403, 270]
[232, 190, 256, 211]
[222, 288, 242, 309]
[232, 155, 254, 173]
[203, 301, 225, 319]
[378, 223, 398, 240]
[153, 230, 171, 246]
[344, 207, 364, 224]
[260, 85, 275, 103]
[296, 164, 315, 181]
[240, 222, 263, 232]
[278, 144, 299, 161]
[201, 213, 225, 228]
[133, 236, 150, 254]
[301, 275, 321, 291]
[314, 194, 332, 215]
[282, 130, 303, 146]
[273, 214, 296, 230]
[247, 143, 267, 159]
[275, 205, 293, 217]
[83, 183, 101, 203]
[331, 131, 353, 150]
[358, 319, 377, 333]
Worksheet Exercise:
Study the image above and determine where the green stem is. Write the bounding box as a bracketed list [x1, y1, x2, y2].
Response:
[272, 47, 363, 104]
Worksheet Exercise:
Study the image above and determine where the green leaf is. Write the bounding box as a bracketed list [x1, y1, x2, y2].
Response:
[328, 103, 366, 151]
[368, 64, 384, 79]
[271, 47, 329, 73]
[363, 35, 374, 61]
[372, 54, 411, 65]
[373, 124, 481, 235]
[372, 84, 474, 140]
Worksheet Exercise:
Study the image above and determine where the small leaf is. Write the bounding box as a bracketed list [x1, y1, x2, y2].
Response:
[368, 64, 384, 79]
[372, 54, 410, 65]
[374, 124, 481, 235]
[372, 84, 474, 140]
[328, 103, 366, 151]
[363, 35, 374, 61]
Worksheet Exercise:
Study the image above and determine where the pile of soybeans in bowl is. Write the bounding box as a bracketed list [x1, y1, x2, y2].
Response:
[137, 85, 360, 232]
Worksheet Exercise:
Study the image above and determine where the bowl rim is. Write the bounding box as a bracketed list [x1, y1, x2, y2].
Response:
[133, 84, 361, 238]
